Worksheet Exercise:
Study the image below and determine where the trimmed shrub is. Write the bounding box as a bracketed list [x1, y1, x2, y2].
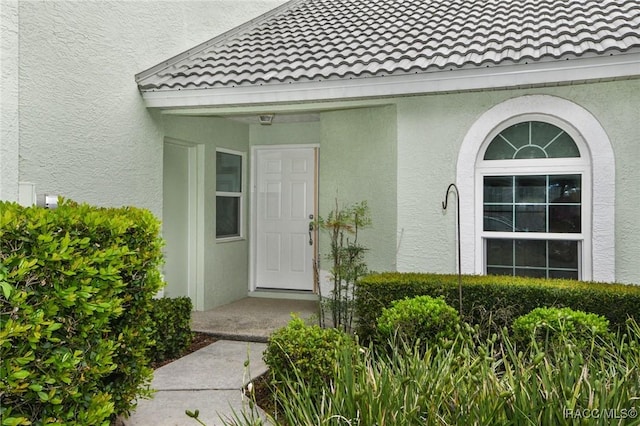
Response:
[355, 272, 640, 342]
[149, 297, 193, 363]
[263, 315, 355, 391]
[376, 295, 459, 347]
[512, 307, 611, 349]
[0, 200, 164, 425]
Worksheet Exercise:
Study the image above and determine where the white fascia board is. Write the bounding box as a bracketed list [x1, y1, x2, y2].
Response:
[141, 54, 640, 110]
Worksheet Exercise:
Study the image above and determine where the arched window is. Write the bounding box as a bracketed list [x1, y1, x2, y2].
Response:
[478, 120, 589, 279]
[456, 95, 615, 283]
[483, 121, 580, 160]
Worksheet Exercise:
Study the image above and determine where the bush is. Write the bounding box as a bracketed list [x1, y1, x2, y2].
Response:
[0, 200, 164, 425]
[149, 297, 193, 363]
[263, 315, 355, 391]
[355, 272, 640, 342]
[250, 321, 640, 426]
[376, 295, 459, 347]
[512, 307, 611, 349]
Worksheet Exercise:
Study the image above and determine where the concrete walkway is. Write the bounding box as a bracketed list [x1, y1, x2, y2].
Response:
[125, 297, 319, 425]
[127, 340, 268, 426]
[191, 297, 320, 342]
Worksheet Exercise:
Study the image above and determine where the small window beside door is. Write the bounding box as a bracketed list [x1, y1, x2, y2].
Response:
[216, 149, 245, 240]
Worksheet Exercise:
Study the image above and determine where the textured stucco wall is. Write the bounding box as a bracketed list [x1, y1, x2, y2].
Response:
[250, 121, 321, 146]
[319, 106, 398, 273]
[164, 115, 252, 309]
[395, 79, 640, 284]
[1, 0, 19, 201]
[582, 80, 640, 285]
[396, 95, 489, 275]
[13, 0, 284, 216]
[159, 79, 639, 309]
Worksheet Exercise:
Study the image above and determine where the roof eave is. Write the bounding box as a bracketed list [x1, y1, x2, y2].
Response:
[139, 53, 640, 110]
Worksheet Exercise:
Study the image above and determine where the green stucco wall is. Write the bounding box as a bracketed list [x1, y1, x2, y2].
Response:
[319, 106, 398, 273]
[568, 80, 640, 285]
[249, 112, 398, 274]
[250, 121, 321, 146]
[395, 79, 640, 284]
[163, 115, 252, 309]
[160, 79, 638, 311]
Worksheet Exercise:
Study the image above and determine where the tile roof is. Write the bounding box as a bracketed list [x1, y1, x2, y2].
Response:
[136, 0, 640, 93]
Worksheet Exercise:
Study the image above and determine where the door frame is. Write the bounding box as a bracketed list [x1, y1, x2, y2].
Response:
[163, 138, 205, 310]
[249, 144, 319, 293]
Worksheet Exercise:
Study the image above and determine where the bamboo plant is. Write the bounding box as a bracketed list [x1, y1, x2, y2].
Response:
[313, 199, 371, 332]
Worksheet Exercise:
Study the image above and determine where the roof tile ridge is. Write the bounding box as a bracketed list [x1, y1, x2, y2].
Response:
[135, 0, 306, 83]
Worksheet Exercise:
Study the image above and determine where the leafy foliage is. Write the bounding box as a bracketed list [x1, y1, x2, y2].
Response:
[0, 200, 164, 425]
[376, 295, 459, 348]
[512, 306, 611, 350]
[263, 315, 355, 392]
[314, 200, 371, 332]
[232, 320, 640, 426]
[355, 272, 640, 343]
[149, 297, 194, 363]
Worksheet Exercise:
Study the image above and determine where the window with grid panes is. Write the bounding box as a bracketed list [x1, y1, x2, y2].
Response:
[480, 121, 586, 279]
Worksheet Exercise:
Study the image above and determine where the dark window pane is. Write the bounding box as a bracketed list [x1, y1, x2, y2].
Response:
[216, 196, 240, 237]
[515, 268, 547, 278]
[531, 121, 575, 156]
[487, 267, 513, 276]
[549, 205, 581, 233]
[484, 137, 515, 160]
[544, 132, 580, 158]
[549, 270, 579, 279]
[484, 205, 513, 231]
[549, 175, 581, 203]
[486, 239, 579, 280]
[486, 239, 513, 266]
[216, 152, 242, 192]
[514, 145, 546, 159]
[484, 176, 513, 203]
[515, 176, 546, 203]
[515, 239, 547, 267]
[499, 122, 530, 150]
[515, 205, 546, 232]
[548, 240, 578, 269]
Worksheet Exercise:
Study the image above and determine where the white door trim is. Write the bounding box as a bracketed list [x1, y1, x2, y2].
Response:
[164, 138, 205, 310]
[249, 144, 319, 292]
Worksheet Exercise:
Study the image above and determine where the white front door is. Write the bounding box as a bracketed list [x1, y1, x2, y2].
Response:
[254, 147, 317, 291]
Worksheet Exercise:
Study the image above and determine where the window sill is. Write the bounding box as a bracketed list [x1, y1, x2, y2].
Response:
[216, 236, 245, 243]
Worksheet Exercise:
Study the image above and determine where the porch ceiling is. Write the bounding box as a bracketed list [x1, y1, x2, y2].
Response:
[136, 0, 640, 108]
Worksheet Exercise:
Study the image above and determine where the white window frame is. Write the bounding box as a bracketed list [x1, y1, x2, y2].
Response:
[456, 95, 615, 282]
[477, 126, 591, 278]
[215, 148, 246, 242]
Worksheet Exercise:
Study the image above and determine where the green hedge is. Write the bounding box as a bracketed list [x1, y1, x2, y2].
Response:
[0, 200, 164, 425]
[149, 297, 193, 363]
[355, 272, 640, 342]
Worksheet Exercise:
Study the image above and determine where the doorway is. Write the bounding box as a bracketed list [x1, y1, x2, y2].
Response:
[252, 146, 318, 291]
